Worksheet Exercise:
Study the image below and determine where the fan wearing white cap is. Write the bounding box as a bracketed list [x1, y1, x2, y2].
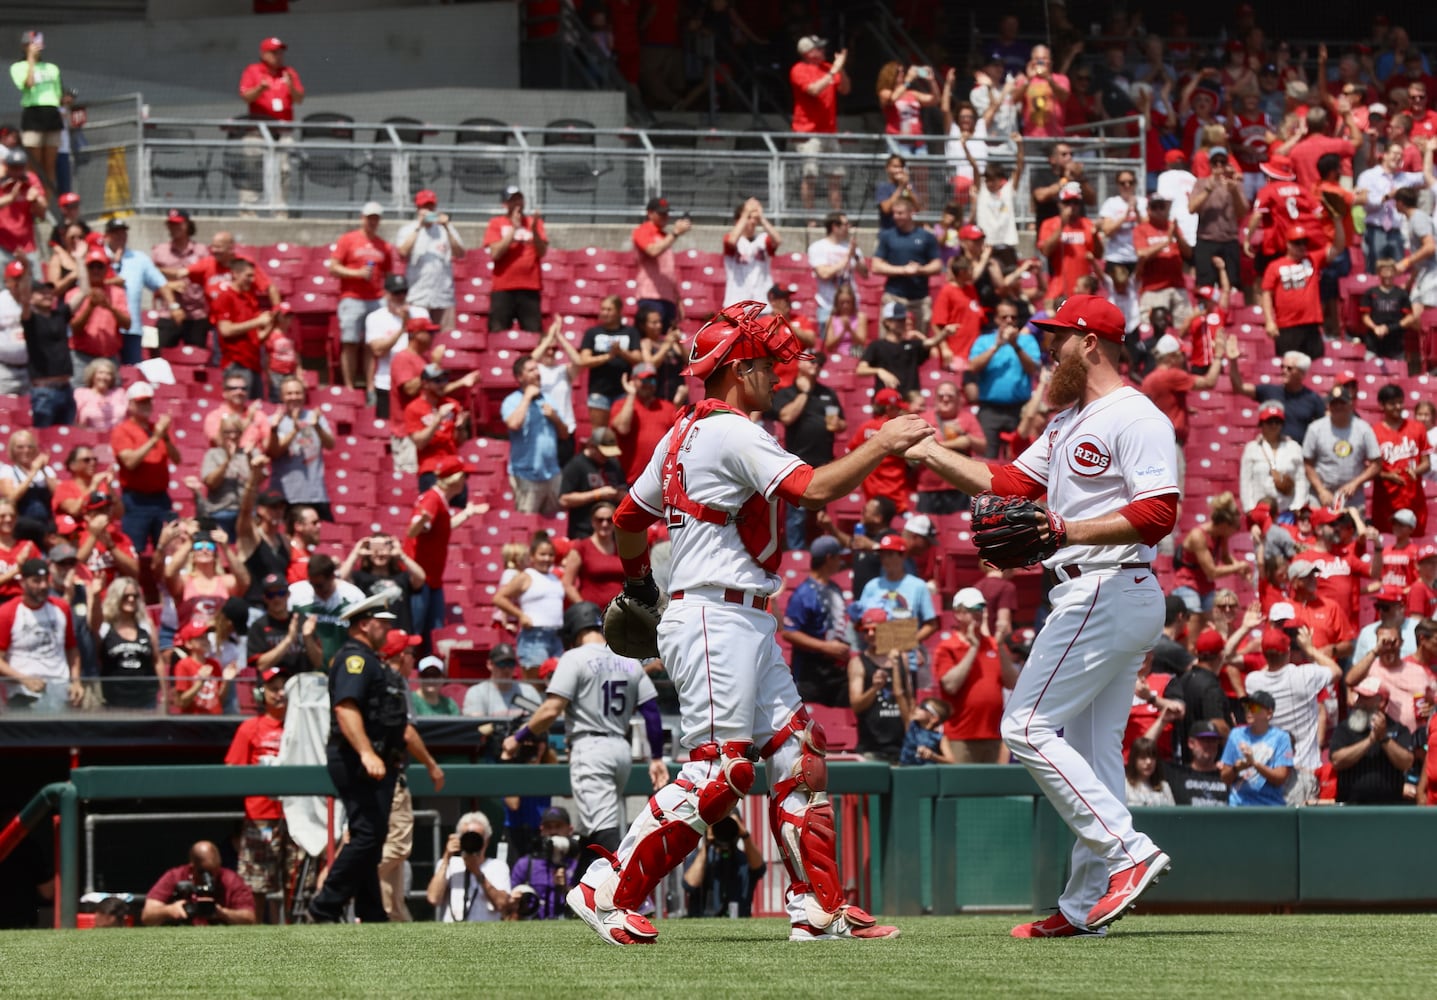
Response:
[304, 589, 409, 924]
[327, 203, 396, 392]
[790, 36, 850, 213]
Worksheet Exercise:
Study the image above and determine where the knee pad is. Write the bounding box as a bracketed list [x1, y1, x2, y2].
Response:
[692, 741, 756, 824]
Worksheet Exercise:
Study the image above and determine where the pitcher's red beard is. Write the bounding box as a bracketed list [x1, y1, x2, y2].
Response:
[1046, 350, 1088, 409]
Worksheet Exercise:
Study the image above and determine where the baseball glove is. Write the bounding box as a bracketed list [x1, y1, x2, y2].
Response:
[603, 579, 666, 660]
[969, 493, 1067, 569]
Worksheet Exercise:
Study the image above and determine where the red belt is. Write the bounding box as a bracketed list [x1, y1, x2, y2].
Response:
[671, 588, 772, 612]
[1060, 563, 1150, 579]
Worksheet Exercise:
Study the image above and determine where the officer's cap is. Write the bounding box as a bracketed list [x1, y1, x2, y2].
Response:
[341, 591, 398, 623]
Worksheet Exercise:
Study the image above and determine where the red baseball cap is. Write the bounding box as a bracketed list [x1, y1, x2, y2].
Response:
[260, 37, 286, 52]
[414, 189, 438, 208]
[1374, 585, 1406, 604]
[175, 618, 215, 645]
[1288, 224, 1312, 243]
[1260, 628, 1291, 653]
[1194, 629, 1226, 656]
[55, 514, 80, 536]
[1032, 294, 1126, 344]
[1164, 149, 1188, 166]
[433, 455, 477, 478]
[380, 629, 422, 658]
[1418, 545, 1437, 562]
[1257, 403, 1284, 423]
[877, 534, 907, 554]
[58, 192, 80, 207]
[275, 301, 293, 315]
[873, 388, 905, 410]
[1308, 506, 1339, 527]
[4, 260, 25, 279]
[1261, 155, 1295, 181]
[85, 250, 109, 267]
[1195, 285, 1216, 301]
[859, 607, 889, 626]
[958, 224, 985, 241]
[260, 665, 286, 684]
[405, 316, 441, 334]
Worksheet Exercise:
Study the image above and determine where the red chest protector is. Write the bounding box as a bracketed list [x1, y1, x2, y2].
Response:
[660, 399, 785, 573]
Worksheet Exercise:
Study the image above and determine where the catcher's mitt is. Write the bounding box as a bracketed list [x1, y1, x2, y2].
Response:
[969, 493, 1067, 569]
[603, 585, 666, 660]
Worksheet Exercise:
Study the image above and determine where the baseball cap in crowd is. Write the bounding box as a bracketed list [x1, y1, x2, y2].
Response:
[1393, 509, 1418, 528]
[904, 514, 935, 538]
[19, 557, 48, 579]
[1268, 600, 1298, 622]
[361, 201, 385, 218]
[417, 655, 446, 677]
[1258, 627, 1291, 654]
[1146, 192, 1171, 206]
[1374, 585, 1406, 605]
[1257, 402, 1285, 424]
[632, 363, 658, 380]
[260, 573, 288, 598]
[502, 185, 523, 202]
[881, 301, 907, 321]
[1418, 544, 1437, 562]
[1189, 719, 1222, 739]
[489, 642, 518, 667]
[1032, 294, 1126, 344]
[384, 273, 409, 294]
[1353, 678, 1389, 700]
[257, 488, 287, 508]
[58, 192, 80, 207]
[340, 591, 398, 623]
[1058, 181, 1083, 201]
[958, 223, 985, 241]
[432, 455, 477, 478]
[1195, 285, 1217, 302]
[589, 426, 621, 457]
[1328, 382, 1355, 405]
[414, 189, 438, 208]
[260, 37, 286, 52]
[541, 806, 571, 825]
[859, 607, 889, 627]
[873, 387, 905, 410]
[1153, 334, 1184, 357]
[83, 490, 113, 513]
[809, 535, 848, 564]
[3, 148, 28, 168]
[165, 208, 192, 225]
[796, 35, 827, 55]
[877, 534, 907, 554]
[952, 587, 987, 610]
[85, 250, 109, 267]
[4, 260, 26, 279]
[1163, 149, 1188, 166]
[54, 514, 80, 536]
[104, 217, 129, 232]
[259, 664, 286, 684]
[380, 629, 422, 658]
[48, 542, 78, 564]
[125, 381, 155, 401]
[221, 598, 250, 634]
[1208, 147, 1230, 162]
[1261, 155, 1296, 181]
[1307, 507, 1343, 529]
[1243, 688, 1278, 711]
[1368, 102, 1388, 119]
[175, 618, 214, 645]
[420, 364, 448, 382]
[646, 196, 671, 213]
[1260, 62, 1279, 75]
[405, 316, 441, 334]
[1194, 629, 1227, 657]
[767, 284, 792, 301]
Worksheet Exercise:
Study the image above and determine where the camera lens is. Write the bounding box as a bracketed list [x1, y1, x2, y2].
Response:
[459, 831, 486, 855]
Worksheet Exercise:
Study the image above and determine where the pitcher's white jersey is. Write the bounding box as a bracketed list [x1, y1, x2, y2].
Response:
[1011, 386, 1180, 570]
[548, 643, 657, 738]
[628, 410, 805, 596]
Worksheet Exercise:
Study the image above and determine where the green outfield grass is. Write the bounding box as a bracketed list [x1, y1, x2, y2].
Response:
[3, 913, 1431, 999]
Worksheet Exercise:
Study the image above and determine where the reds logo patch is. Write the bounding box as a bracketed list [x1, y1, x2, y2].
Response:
[1067, 434, 1112, 477]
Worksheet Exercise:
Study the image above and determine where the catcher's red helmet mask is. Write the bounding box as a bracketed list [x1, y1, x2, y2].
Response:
[681, 300, 813, 379]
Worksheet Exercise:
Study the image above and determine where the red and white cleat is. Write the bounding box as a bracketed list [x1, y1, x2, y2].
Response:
[1010, 912, 1104, 938]
[566, 883, 658, 946]
[1085, 850, 1171, 929]
[789, 906, 900, 942]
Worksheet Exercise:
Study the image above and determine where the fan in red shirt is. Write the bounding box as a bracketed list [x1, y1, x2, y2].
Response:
[848, 389, 914, 514]
[789, 36, 851, 214]
[404, 457, 487, 641]
[1287, 107, 1360, 189]
[1408, 546, 1437, 619]
[1380, 510, 1421, 591]
[609, 364, 678, 486]
[171, 618, 233, 716]
[0, 500, 39, 600]
[224, 667, 289, 822]
[933, 588, 1017, 763]
[1289, 508, 1375, 624]
[403, 368, 472, 480]
[1140, 333, 1223, 449]
[1371, 383, 1431, 534]
[1184, 270, 1231, 369]
[1248, 154, 1326, 267]
[1037, 183, 1101, 310]
[1132, 195, 1193, 329]
[238, 37, 304, 122]
[187, 233, 276, 310]
[483, 186, 548, 334]
[1270, 565, 1356, 659]
[1404, 81, 1437, 138]
[931, 254, 983, 371]
[210, 258, 272, 396]
[1261, 224, 1344, 361]
[74, 492, 140, 591]
[327, 203, 395, 390]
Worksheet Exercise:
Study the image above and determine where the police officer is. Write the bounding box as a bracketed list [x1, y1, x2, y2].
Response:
[305, 592, 410, 924]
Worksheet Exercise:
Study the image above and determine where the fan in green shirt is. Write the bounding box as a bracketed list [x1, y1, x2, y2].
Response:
[411, 655, 460, 716]
[10, 31, 64, 189]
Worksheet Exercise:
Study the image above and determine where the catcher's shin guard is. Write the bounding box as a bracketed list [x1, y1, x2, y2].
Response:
[761, 709, 848, 926]
[599, 741, 755, 912]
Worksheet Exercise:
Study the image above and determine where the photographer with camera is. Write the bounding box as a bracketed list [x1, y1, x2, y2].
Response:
[501, 602, 668, 880]
[682, 811, 766, 918]
[426, 812, 515, 922]
[142, 841, 256, 926]
[509, 806, 580, 920]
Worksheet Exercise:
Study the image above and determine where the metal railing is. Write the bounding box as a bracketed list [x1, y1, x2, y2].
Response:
[73, 101, 1144, 228]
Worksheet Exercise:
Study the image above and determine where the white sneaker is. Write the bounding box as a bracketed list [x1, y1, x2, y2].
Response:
[566, 883, 659, 946]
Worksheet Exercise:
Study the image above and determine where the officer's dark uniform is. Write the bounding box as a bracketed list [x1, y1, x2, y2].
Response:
[307, 634, 409, 923]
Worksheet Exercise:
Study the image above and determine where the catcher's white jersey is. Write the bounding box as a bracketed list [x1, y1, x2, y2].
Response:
[1011, 386, 1180, 570]
[548, 643, 657, 738]
[629, 411, 804, 596]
